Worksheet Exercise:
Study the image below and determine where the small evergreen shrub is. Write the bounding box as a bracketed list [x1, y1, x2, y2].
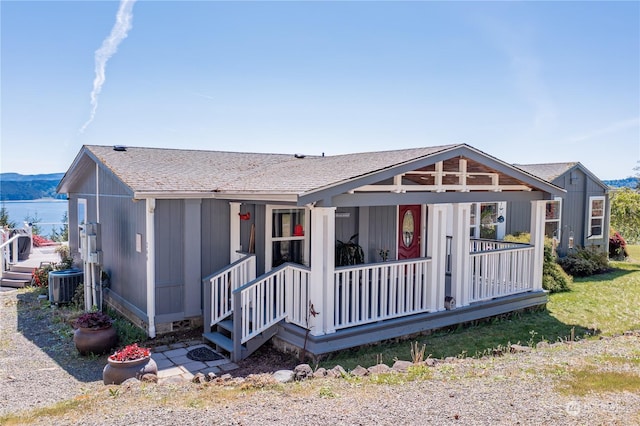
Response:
[504, 233, 571, 293]
[557, 246, 609, 277]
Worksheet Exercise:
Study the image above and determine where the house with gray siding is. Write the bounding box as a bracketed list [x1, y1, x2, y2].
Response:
[57, 144, 564, 361]
[511, 162, 610, 257]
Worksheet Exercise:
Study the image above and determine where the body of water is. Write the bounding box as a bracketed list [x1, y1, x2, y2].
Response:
[1, 199, 69, 236]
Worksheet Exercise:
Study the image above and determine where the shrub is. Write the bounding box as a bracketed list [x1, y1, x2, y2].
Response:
[73, 311, 113, 329]
[558, 246, 609, 277]
[609, 231, 629, 260]
[504, 233, 571, 293]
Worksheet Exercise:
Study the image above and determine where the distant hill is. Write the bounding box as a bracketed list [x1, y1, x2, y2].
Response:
[0, 173, 65, 200]
[604, 177, 638, 189]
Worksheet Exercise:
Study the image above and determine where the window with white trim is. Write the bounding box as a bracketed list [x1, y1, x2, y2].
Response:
[588, 196, 605, 239]
[469, 202, 506, 239]
[545, 198, 562, 242]
[77, 198, 87, 255]
[265, 206, 309, 270]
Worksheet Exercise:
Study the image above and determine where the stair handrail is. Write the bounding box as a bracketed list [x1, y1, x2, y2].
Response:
[232, 262, 311, 351]
[202, 253, 256, 331]
[0, 233, 24, 277]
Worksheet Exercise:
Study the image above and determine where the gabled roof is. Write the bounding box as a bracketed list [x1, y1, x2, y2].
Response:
[515, 162, 608, 192]
[514, 162, 578, 183]
[58, 144, 565, 203]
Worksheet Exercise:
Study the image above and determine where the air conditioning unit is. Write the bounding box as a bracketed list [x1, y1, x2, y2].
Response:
[48, 269, 83, 304]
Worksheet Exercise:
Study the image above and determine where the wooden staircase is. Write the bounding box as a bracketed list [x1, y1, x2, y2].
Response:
[203, 316, 279, 362]
[0, 265, 33, 288]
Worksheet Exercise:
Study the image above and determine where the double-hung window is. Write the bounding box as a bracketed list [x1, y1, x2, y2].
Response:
[588, 196, 605, 239]
[545, 198, 562, 241]
[265, 206, 309, 270]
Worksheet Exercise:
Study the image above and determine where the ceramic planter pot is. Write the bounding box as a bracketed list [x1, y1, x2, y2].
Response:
[73, 326, 118, 355]
[103, 356, 158, 385]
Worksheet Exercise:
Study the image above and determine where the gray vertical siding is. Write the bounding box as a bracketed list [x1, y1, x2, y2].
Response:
[101, 195, 147, 311]
[366, 206, 397, 262]
[67, 162, 148, 314]
[254, 205, 266, 275]
[506, 166, 609, 256]
[554, 169, 586, 255]
[335, 207, 359, 243]
[506, 202, 531, 236]
[201, 199, 231, 278]
[154, 200, 185, 316]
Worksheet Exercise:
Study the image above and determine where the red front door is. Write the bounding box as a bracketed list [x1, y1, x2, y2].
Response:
[398, 205, 421, 260]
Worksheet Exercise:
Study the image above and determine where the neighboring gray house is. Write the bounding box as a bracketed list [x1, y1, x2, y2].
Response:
[57, 144, 564, 361]
[511, 162, 610, 257]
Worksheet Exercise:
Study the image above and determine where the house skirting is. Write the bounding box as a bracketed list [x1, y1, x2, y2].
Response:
[272, 290, 548, 361]
[103, 288, 203, 335]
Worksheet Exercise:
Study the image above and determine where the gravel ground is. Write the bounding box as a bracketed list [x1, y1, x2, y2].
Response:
[1, 289, 639, 425]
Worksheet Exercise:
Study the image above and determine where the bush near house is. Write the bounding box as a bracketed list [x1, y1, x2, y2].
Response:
[557, 246, 609, 277]
[504, 233, 571, 293]
[609, 230, 629, 260]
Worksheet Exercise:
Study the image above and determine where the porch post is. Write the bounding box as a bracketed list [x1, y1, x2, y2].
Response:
[229, 202, 241, 262]
[451, 203, 471, 307]
[309, 206, 336, 336]
[426, 204, 447, 311]
[530, 200, 546, 291]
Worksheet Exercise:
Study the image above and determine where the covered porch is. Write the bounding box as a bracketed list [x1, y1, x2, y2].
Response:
[203, 198, 548, 361]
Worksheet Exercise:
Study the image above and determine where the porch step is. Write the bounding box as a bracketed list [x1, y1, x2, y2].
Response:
[0, 278, 30, 288]
[203, 331, 238, 355]
[10, 265, 38, 274]
[217, 319, 234, 333]
[1, 270, 33, 288]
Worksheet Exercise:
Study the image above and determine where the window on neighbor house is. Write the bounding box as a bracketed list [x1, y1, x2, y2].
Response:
[270, 208, 307, 268]
[545, 198, 562, 242]
[588, 196, 605, 239]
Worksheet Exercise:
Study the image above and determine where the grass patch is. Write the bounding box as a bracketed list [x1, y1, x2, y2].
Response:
[559, 368, 640, 396]
[320, 246, 640, 371]
[596, 354, 640, 366]
[0, 397, 89, 425]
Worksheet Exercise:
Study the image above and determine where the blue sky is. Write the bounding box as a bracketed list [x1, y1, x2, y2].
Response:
[1, 1, 638, 179]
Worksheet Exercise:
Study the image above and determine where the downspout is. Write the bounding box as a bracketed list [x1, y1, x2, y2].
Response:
[96, 163, 100, 223]
[146, 198, 156, 338]
[93, 163, 100, 308]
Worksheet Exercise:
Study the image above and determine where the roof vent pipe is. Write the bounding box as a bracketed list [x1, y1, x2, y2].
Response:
[113, 146, 127, 152]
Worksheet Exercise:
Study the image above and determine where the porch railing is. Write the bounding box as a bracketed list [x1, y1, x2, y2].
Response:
[333, 257, 433, 330]
[233, 263, 311, 344]
[0, 231, 22, 278]
[469, 244, 534, 303]
[203, 254, 256, 328]
[470, 239, 525, 252]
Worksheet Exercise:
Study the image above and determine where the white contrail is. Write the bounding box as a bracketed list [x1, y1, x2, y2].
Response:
[80, 0, 137, 133]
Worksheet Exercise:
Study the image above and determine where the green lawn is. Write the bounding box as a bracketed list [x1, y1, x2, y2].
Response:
[320, 246, 640, 370]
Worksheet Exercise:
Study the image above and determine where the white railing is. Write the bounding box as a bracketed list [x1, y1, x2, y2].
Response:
[233, 263, 311, 344]
[333, 258, 433, 330]
[470, 239, 525, 253]
[469, 245, 534, 303]
[203, 254, 256, 328]
[0, 232, 21, 277]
